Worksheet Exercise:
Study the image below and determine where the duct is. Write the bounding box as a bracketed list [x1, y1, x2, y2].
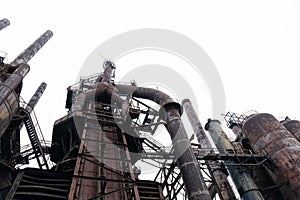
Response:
[10, 30, 53, 67]
[115, 85, 211, 200]
[243, 113, 300, 197]
[205, 119, 264, 200]
[182, 99, 236, 200]
[0, 19, 10, 31]
[0, 63, 30, 137]
[281, 118, 300, 142]
[25, 82, 47, 113]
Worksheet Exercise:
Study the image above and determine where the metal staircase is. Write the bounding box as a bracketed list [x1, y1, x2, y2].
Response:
[5, 168, 71, 200]
[141, 134, 165, 152]
[22, 109, 49, 170]
[137, 180, 164, 200]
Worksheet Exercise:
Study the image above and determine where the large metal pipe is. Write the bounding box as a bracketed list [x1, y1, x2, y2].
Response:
[0, 19, 10, 31]
[10, 30, 53, 66]
[73, 66, 211, 199]
[243, 113, 300, 197]
[0, 63, 30, 136]
[205, 119, 264, 200]
[25, 82, 47, 113]
[182, 99, 210, 148]
[0, 64, 30, 106]
[115, 85, 211, 200]
[182, 99, 236, 200]
[281, 119, 300, 142]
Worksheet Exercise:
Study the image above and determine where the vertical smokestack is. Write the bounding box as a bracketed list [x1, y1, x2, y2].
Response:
[0, 18, 10, 31]
[25, 82, 47, 113]
[205, 119, 265, 200]
[182, 99, 236, 200]
[10, 30, 53, 66]
[182, 99, 209, 148]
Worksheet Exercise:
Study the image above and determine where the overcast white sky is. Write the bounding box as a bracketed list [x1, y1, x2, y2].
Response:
[1, 0, 300, 144]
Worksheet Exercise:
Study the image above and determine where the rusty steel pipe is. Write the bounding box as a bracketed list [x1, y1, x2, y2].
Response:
[182, 99, 210, 148]
[115, 85, 211, 200]
[73, 84, 128, 113]
[281, 119, 300, 142]
[25, 82, 47, 113]
[243, 113, 300, 197]
[10, 30, 53, 66]
[0, 18, 10, 31]
[205, 119, 264, 200]
[0, 63, 30, 136]
[182, 99, 236, 200]
[0, 63, 30, 106]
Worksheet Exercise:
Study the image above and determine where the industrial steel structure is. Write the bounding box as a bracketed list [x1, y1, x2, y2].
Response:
[0, 20, 300, 200]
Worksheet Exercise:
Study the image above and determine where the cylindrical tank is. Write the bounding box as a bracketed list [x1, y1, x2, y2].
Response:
[205, 119, 265, 200]
[243, 113, 300, 197]
[281, 119, 300, 142]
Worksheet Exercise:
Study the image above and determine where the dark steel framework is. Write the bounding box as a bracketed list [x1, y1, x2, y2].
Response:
[2, 19, 300, 200]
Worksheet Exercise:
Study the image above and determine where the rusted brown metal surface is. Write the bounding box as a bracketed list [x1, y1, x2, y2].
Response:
[0, 63, 30, 106]
[205, 119, 264, 200]
[281, 119, 300, 142]
[68, 102, 140, 199]
[0, 63, 30, 136]
[68, 64, 140, 199]
[243, 113, 300, 197]
[10, 30, 53, 66]
[227, 115, 285, 199]
[116, 85, 211, 200]
[182, 99, 235, 200]
[0, 19, 10, 31]
[182, 99, 209, 148]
